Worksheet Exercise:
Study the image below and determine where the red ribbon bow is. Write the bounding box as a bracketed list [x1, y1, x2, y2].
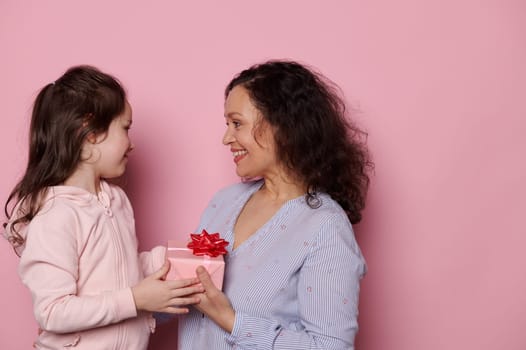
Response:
[187, 229, 229, 257]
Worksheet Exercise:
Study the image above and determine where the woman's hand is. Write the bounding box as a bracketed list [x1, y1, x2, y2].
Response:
[194, 266, 236, 333]
[132, 261, 204, 314]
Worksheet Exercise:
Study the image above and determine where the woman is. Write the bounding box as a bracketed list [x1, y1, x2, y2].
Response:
[179, 60, 372, 349]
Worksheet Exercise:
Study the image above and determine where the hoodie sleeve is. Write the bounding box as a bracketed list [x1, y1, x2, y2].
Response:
[139, 245, 167, 277]
[18, 203, 137, 334]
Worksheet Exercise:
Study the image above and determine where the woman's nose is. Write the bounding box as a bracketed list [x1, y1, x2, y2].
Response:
[222, 128, 234, 145]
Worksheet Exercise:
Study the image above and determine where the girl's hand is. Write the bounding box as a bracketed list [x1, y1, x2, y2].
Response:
[193, 266, 235, 333]
[132, 261, 204, 314]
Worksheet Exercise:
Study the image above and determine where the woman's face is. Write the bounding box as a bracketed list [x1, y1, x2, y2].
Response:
[223, 85, 278, 178]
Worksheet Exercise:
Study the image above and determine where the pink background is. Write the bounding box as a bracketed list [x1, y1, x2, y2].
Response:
[1, 1, 525, 349]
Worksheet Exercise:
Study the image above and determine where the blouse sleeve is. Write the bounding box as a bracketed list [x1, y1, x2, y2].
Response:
[18, 207, 137, 333]
[226, 214, 366, 349]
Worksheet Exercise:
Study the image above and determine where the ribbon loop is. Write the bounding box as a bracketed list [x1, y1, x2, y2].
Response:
[187, 229, 228, 257]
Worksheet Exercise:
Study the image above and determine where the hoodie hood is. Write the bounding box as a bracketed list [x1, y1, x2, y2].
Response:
[3, 181, 113, 256]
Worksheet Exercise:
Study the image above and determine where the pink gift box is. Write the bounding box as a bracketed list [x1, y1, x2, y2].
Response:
[165, 240, 225, 290]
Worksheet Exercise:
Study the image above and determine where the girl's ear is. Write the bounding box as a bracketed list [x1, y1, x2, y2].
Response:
[80, 137, 94, 162]
[86, 132, 97, 144]
[81, 114, 96, 143]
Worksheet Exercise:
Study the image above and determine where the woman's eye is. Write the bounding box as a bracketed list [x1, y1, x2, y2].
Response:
[226, 121, 240, 128]
[226, 119, 241, 129]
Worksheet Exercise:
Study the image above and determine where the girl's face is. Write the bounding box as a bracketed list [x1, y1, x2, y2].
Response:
[223, 85, 278, 178]
[92, 102, 134, 179]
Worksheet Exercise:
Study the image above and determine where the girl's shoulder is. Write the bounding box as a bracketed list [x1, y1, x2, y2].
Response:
[35, 181, 130, 217]
[101, 180, 127, 199]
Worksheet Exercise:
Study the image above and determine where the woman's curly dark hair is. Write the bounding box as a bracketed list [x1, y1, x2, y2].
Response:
[226, 60, 373, 224]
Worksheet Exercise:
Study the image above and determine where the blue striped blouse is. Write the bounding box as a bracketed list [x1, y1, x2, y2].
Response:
[178, 180, 366, 349]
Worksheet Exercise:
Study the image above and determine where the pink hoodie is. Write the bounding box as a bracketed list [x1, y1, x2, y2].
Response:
[5, 181, 166, 349]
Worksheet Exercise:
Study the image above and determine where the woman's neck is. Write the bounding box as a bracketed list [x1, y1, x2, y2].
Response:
[260, 171, 306, 202]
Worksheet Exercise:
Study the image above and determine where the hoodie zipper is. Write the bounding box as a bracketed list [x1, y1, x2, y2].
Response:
[97, 190, 126, 348]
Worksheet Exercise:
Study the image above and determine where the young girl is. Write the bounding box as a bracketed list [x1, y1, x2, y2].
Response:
[3, 65, 202, 349]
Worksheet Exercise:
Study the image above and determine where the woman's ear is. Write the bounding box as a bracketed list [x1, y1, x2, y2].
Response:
[255, 120, 276, 149]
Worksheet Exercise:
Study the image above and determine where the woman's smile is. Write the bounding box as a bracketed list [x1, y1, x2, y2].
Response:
[232, 149, 248, 163]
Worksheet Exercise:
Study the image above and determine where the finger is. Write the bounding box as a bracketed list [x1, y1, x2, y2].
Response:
[169, 296, 201, 306]
[162, 306, 191, 314]
[162, 259, 171, 280]
[150, 261, 170, 280]
[165, 277, 200, 289]
[196, 266, 217, 291]
[170, 284, 204, 297]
